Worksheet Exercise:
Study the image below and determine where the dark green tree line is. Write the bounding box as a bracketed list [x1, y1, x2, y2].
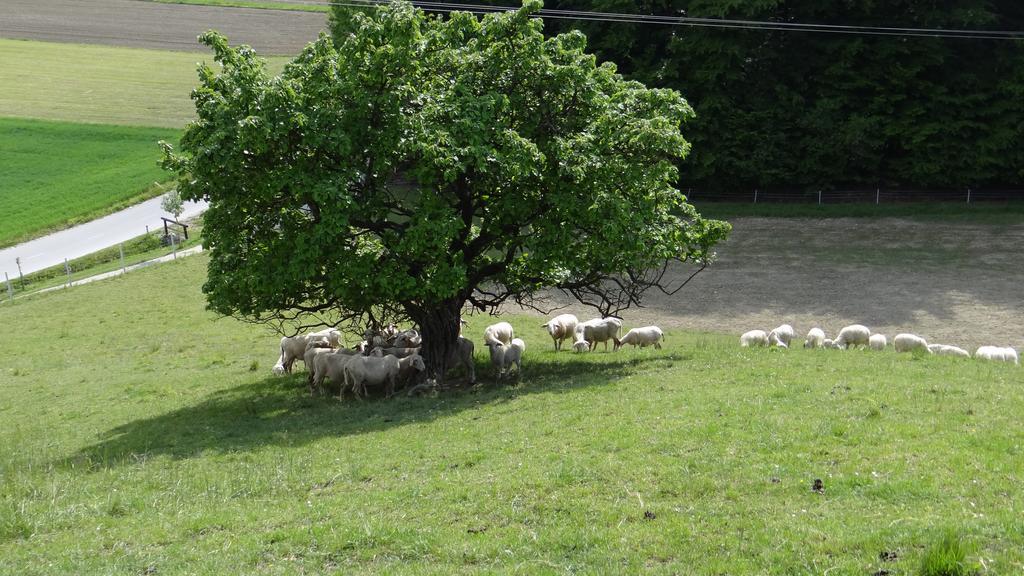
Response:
[333, 1, 1024, 191]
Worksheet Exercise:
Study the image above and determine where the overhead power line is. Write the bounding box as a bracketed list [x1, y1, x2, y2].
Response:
[272, 0, 1024, 40]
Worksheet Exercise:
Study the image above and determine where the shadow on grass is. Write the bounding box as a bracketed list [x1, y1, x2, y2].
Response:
[68, 352, 686, 468]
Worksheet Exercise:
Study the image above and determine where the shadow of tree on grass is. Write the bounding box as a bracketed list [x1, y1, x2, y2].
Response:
[68, 352, 688, 469]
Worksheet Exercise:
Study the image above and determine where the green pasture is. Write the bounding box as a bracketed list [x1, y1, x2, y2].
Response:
[0, 38, 289, 128]
[147, 0, 327, 11]
[0, 118, 179, 248]
[1, 254, 1021, 574]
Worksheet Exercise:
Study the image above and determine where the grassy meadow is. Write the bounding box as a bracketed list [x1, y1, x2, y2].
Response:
[1, 254, 1022, 574]
[0, 118, 180, 248]
[0, 38, 290, 128]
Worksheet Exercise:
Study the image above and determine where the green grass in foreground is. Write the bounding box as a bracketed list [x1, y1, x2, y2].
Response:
[146, 0, 327, 11]
[0, 38, 290, 128]
[694, 200, 1024, 222]
[1, 255, 1022, 574]
[0, 118, 179, 248]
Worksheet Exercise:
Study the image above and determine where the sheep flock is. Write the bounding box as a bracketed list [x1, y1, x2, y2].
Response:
[742, 322, 1020, 366]
[270, 314, 666, 399]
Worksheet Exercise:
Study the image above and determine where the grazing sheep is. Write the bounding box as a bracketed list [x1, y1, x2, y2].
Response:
[975, 346, 1019, 365]
[345, 354, 426, 399]
[272, 328, 341, 374]
[833, 324, 871, 349]
[483, 321, 515, 348]
[488, 338, 526, 379]
[312, 350, 360, 396]
[541, 314, 579, 351]
[894, 333, 931, 353]
[768, 324, 795, 348]
[572, 317, 623, 352]
[614, 326, 664, 351]
[822, 338, 834, 348]
[803, 328, 826, 349]
[740, 330, 768, 348]
[928, 344, 971, 358]
[868, 334, 887, 351]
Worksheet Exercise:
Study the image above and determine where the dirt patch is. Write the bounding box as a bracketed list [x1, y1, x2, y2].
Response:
[0, 0, 326, 54]
[519, 217, 1024, 351]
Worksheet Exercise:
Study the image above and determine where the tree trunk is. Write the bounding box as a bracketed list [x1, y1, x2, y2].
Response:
[410, 298, 464, 387]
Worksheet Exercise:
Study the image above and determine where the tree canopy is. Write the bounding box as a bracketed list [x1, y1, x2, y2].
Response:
[382, 1, 1024, 192]
[163, 0, 729, 378]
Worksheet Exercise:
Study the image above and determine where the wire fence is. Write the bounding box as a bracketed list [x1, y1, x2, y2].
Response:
[685, 188, 1024, 204]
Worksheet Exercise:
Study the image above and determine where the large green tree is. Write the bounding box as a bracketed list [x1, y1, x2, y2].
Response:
[164, 0, 728, 380]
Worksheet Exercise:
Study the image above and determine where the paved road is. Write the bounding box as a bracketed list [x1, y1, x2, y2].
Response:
[0, 0, 327, 54]
[0, 197, 207, 280]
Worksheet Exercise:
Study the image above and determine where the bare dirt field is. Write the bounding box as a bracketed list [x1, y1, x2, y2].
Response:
[0, 0, 325, 54]
[526, 217, 1024, 351]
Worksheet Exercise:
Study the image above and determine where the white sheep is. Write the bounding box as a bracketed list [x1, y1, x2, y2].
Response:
[393, 329, 422, 348]
[303, 340, 335, 388]
[740, 330, 768, 348]
[833, 324, 871, 349]
[928, 344, 971, 358]
[312, 350, 360, 396]
[541, 314, 579, 351]
[272, 328, 341, 374]
[975, 346, 1019, 365]
[572, 317, 623, 352]
[345, 354, 427, 399]
[483, 321, 514, 348]
[447, 336, 476, 384]
[614, 326, 664, 351]
[803, 328, 826, 349]
[894, 333, 931, 353]
[370, 346, 421, 359]
[487, 337, 526, 379]
[822, 338, 834, 348]
[768, 324, 795, 348]
[868, 334, 887, 351]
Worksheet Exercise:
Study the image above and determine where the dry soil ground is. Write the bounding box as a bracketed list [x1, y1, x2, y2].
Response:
[527, 217, 1024, 352]
[0, 0, 326, 54]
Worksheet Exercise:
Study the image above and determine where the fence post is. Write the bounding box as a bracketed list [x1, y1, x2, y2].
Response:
[876, 188, 880, 205]
[172, 233, 177, 260]
[818, 190, 822, 205]
[5, 272, 12, 302]
[753, 189, 758, 204]
[967, 188, 971, 203]
[15, 257, 24, 289]
[146, 225, 149, 235]
[120, 243, 126, 275]
[64, 258, 71, 287]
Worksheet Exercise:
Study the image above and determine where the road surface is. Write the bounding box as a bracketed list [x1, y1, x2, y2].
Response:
[0, 197, 207, 280]
[0, 0, 327, 54]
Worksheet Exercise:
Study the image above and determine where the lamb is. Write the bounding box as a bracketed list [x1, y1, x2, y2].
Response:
[894, 333, 931, 353]
[928, 344, 971, 358]
[572, 317, 623, 352]
[832, 324, 871, 349]
[614, 326, 664, 351]
[272, 328, 342, 374]
[803, 328, 826, 349]
[767, 324, 795, 348]
[483, 321, 515, 348]
[370, 346, 421, 359]
[868, 334, 887, 351]
[345, 354, 427, 399]
[541, 314, 579, 351]
[740, 330, 768, 348]
[487, 338, 526, 379]
[312, 350, 360, 396]
[975, 346, 1019, 365]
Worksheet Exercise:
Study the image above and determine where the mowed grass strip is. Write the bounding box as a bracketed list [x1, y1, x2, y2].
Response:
[0, 118, 179, 248]
[0, 38, 289, 128]
[146, 0, 328, 11]
[1, 255, 1022, 574]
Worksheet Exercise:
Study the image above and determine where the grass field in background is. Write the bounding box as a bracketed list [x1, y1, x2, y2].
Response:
[0, 118, 179, 247]
[147, 0, 327, 11]
[693, 200, 1024, 222]
[1, 254, 1021, 574]
[0, 38, 290, 128]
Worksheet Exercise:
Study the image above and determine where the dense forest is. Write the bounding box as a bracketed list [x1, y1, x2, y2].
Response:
[331, 1, 1024, 192]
